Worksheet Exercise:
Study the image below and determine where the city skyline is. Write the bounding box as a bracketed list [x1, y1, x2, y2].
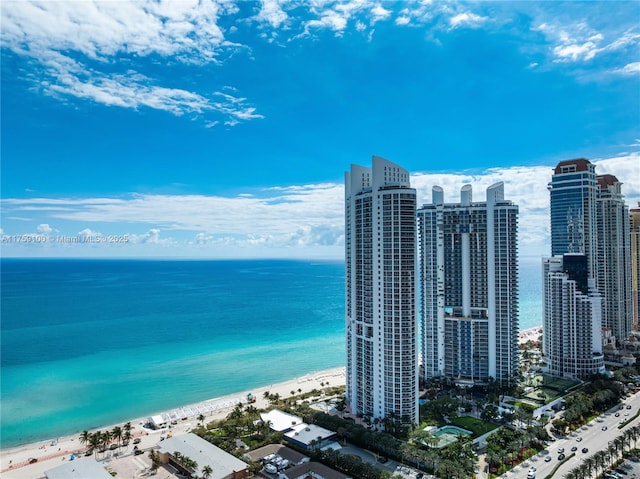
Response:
[2, 1, 639, 259]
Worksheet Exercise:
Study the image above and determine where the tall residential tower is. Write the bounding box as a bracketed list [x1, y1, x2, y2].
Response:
[544, 159, 632, 378]
[631, 204, 640, 332]
[542, 254, 605, 379]
[596, 175, 633, 342]
[548, 159, 598, 277]
[345, 156, 418, 425]
[418, 183, 519, 387]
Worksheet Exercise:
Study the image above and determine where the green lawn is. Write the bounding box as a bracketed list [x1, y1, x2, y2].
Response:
[450, 416, 500, 437]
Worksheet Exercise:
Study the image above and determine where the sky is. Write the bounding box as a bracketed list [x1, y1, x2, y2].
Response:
[1, 0, 639, 260]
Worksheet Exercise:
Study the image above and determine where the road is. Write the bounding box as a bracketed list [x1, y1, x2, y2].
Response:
[504, 389, 640, 479]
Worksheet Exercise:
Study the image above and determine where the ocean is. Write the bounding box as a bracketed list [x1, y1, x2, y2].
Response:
[0, 258, 542, 448]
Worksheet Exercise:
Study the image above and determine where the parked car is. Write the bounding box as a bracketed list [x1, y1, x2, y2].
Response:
[582, 448, 589, 453]
[558, 453, 566, 460]
[545, 456, 552, 462]
[134, 449, 144, 456]
[28, 458, 37, 464]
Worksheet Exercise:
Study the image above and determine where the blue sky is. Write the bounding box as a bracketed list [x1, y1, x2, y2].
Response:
[1, 0, 639, 259]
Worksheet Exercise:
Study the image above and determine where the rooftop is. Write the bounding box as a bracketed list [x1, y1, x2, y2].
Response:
[260, 409, 303, 432]
[158, 433, 247, 477]
[44, 458, 112, 479]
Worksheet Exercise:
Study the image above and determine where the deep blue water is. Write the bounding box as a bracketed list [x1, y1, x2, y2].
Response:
[0, 258, 542, 448]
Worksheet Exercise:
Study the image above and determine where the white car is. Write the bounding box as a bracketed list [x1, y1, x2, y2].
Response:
[264, 463, 277, 474]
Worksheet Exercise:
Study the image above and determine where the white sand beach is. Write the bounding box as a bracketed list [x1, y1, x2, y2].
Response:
[0, 366, 346, 479]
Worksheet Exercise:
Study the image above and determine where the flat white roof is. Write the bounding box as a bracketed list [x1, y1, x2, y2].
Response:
[285, 423, 335, 446]
[260, 409, 303, 432]
[158, 433, 247, 478]
[45, 457, 112, 479]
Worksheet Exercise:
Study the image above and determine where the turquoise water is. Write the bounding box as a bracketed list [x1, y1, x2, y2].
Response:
[0, 259, 346, 448]
[0, 258, 542, 448]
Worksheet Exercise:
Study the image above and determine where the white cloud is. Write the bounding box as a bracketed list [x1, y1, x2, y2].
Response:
[370, 4, 391, 24]
[130, 228, 166, 245]
[534, 20, 640, 66]
[613, 62, 640, 75]
[553, 41, 599, 62]
[3, 154, 638, 259]
[395, 16, 411, 26]
[0, 0, 261, 123]
[449, 12, 488, 29]
[255, 0, 289, 29]
[37, 223, 54, 234]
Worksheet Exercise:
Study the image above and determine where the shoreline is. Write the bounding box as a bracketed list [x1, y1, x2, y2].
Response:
[518, 325, 543, 344]
[0, 366, 346, 478]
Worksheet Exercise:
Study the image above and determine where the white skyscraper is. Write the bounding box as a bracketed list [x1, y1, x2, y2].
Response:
[345, 156, 418, 425]
[418, 183, 519, 387]
[542, 254, 605, 379]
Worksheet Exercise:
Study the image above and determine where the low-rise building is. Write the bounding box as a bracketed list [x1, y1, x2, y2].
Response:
[157, 433, 249, 479]
[284, 423, 336, 451]
[282, 461, 351, 479]
[260, 410, 303, 432]
[44, 458, 112, 479]
[245, 444, 309, 466]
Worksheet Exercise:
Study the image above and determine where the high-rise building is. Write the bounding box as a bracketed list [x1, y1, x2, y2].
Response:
[596, 175, 633, 342]
[417, 183, 519, 387]
[542, 254, 605, 379]
[548, 159, 598, 278]
[345, 156, 418, 425]
[545, 159, 633, 378]
[631, 204, 640, 332]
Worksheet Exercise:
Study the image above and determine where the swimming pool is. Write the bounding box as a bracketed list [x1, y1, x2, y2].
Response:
[432, 425, 472, 437]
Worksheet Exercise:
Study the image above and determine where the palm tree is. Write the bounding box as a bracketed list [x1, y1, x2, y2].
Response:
[149, 450, 160, 473]
[563, 469, 578, 479]
[197, 414, 205, 426]
[613, 436, 625, 460]
[79, 430, 90, 451]
[111, 426, 123, 448]
[88, 431, 102, 457]
[592, 450, 606, 477]
[101, 430, 112, 451]
[123, 422, 132, 447]
[584, 454, 596, 478]
[201, 465, 213, 479]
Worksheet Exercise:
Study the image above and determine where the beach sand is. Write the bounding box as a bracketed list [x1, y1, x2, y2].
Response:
[0, 366, 346, 479]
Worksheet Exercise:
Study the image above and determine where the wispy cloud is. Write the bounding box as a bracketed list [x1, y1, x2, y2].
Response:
[533, 20, 640, 72]
[3, 155, 638, 258]
[1, 0, 261, 124]
[449, 12, 489, 30]
[613, 62, 640, 75]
